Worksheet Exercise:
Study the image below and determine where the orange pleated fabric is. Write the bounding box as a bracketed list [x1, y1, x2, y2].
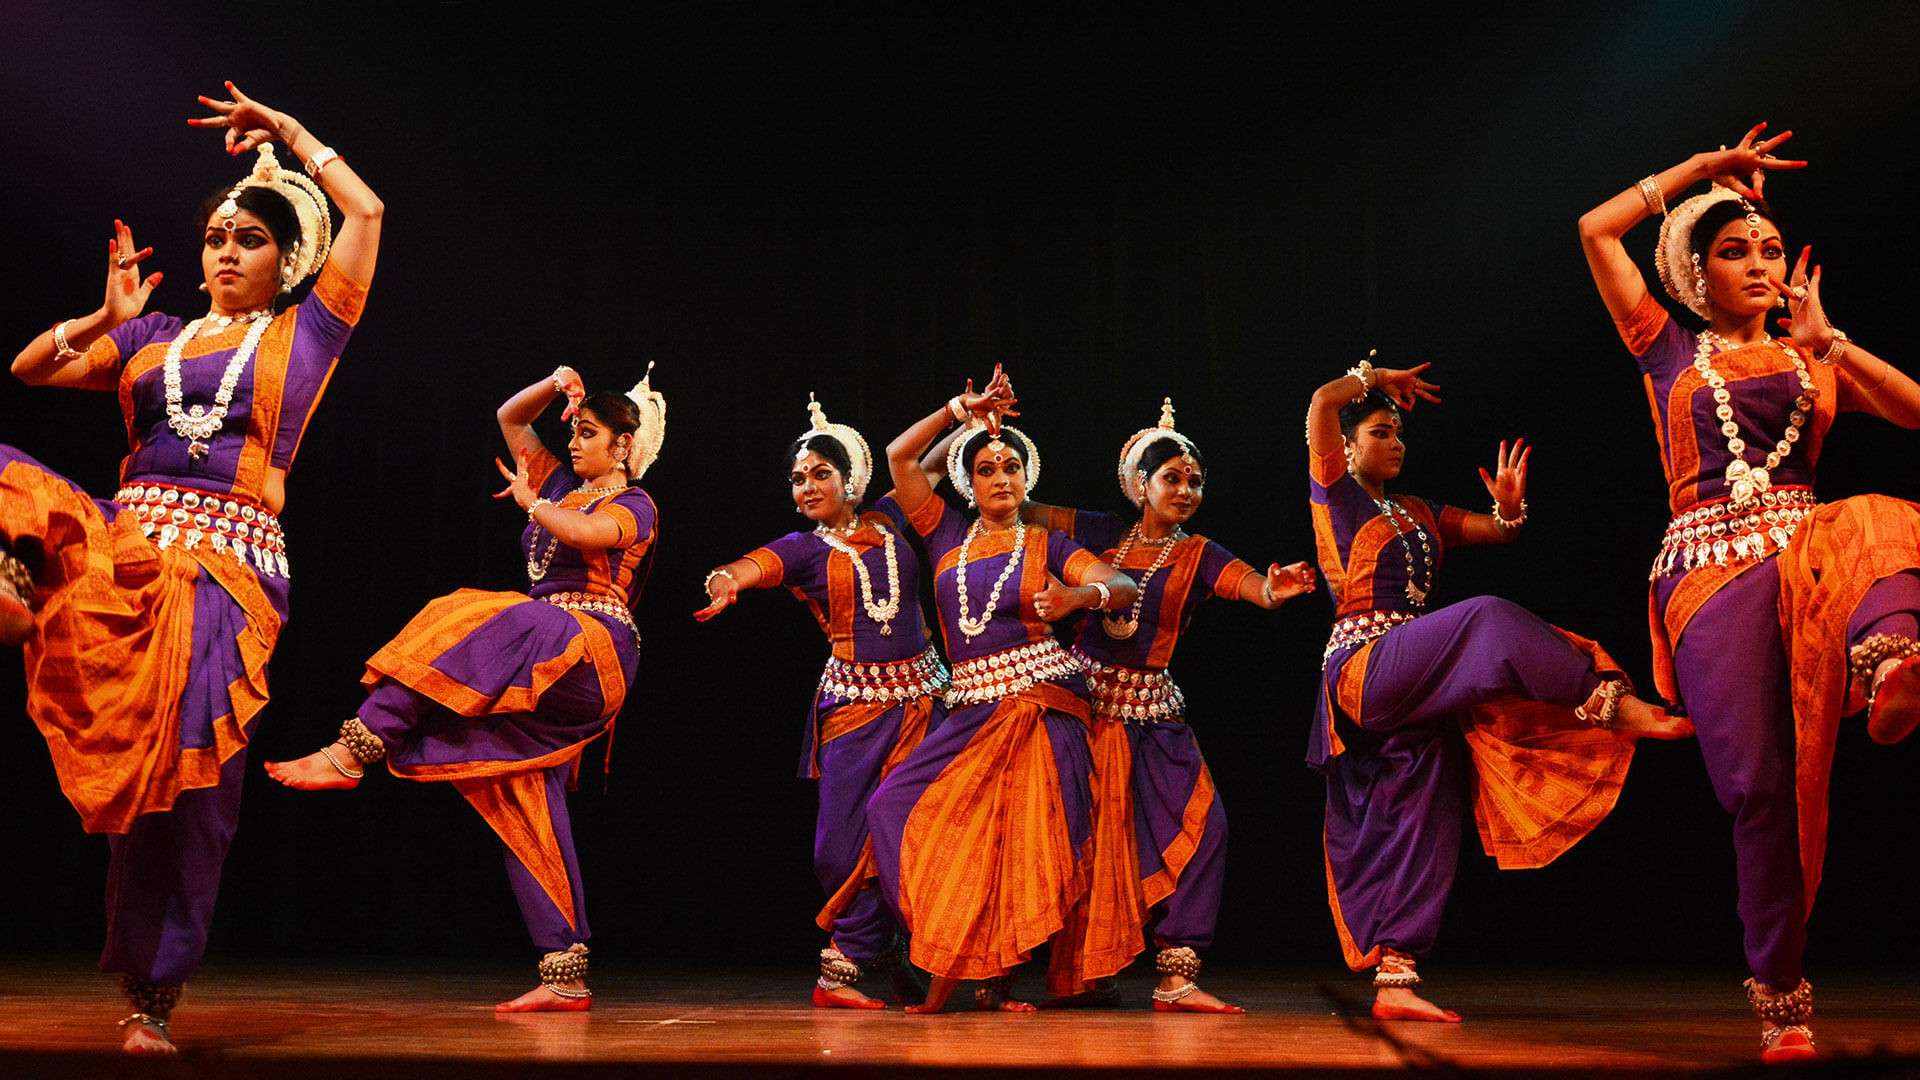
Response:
[2, 460, 274, 834]
[896, 683, 1091, 980]
[1045, 716, 1146, 997]
[1775, 494, 1920, 914]
[814, 696, 936, 933]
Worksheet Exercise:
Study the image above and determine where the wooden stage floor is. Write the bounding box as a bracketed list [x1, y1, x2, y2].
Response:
[1, 957, 1917, 1077]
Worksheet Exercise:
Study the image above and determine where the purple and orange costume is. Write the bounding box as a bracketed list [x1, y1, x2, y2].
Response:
[867, 493, 1113, 988]
[736, 494, 946, 972]
[1617, 293, 1920, 990]
[351, 445, 655, 954]
[1308, 441, 1641, 974]
[0, 261, 367, 987]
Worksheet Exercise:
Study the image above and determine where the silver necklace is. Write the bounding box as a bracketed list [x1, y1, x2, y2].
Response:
[525, 485, 625, 582]
[1695, 332, 1815, 507]
[1101, 523, 1186, 640]
[1373, 497, 1432, 606]
[954, 518, 1026, 640]
[816, 520, 903, 635]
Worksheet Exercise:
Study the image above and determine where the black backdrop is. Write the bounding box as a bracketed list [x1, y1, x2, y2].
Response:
[2, 2, 1916, 973]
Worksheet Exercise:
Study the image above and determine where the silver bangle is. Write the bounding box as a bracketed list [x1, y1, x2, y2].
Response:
[52, 320, 86, 363]
[1637, 175, 1667, 217]
[1491, 499, 1528, 530]
[1088, 580, 1113, 611]
[550, 366, 574, 393]
[947, 396, 968, 423]
[1344, 358, 1375, 403]
[1815, 329, 1849, 367]
[703, 567, 736, 597]
[527, 497, 552, 519]
[304, 146, 341, 178]
[1261, 577, 1278, 605]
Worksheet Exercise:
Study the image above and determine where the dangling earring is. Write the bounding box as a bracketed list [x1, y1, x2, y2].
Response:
[1344, 446, 1358, 476]
[197, 282, 209, 293]
[1690, 252, 1708, 304]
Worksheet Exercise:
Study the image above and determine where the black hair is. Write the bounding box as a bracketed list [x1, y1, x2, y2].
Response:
[1689, 196, 1781, 264]
[196, 185, 300, 250]
[1339, 390, 1402, 441]
[1137, 436, 1205, 478]
[960, 427, 1031, 475]
[785, 434, 854, 485]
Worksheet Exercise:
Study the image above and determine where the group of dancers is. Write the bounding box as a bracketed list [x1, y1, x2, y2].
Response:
[2, 89, 1917, 1064]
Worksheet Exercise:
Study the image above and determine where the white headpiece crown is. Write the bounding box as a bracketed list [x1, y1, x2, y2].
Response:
[1117, 397, 1196, 507]
[216, 144, 333, 288]
[624, 362, 667, 480]
[1656, 187, 1746, 319]
[945, 420, 1040, 507]
[796, 393, 875, 502]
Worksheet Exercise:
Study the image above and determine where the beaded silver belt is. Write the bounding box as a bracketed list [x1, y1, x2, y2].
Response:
[819, 646, 950, 704]
[1071, 648, 1186, 723]
[1649, 489, 1819, 580]
[945, 637, 1084, 706]
[1322, 609, 1419, 665]
[115, 482, 289, 578]
[541, 591, 638, 637]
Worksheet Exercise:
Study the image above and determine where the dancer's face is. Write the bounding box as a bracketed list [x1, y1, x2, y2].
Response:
[568, 407, 632, 482]
[790, 450, 850, 523]
[1345, 408, 1404, 484]
[969, 443, 1027, 516]
[1141, 455, 1204, 526]
[200, 209, 284, 313]
[1703, 215, 1787, 321]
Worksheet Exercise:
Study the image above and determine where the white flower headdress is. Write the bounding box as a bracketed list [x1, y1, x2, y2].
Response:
[624, 362, 667, 480]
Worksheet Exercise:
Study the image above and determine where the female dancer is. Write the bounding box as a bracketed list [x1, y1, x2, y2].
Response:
[866, 371, 1138, 1013]
[1306, 360, 1688, 1024]
[1036, 398, 1317, 1013]
[266, 365, 664, 1012]
[694, 394, 947, 1009]
[3, 83, 381, 1054]
[1578, 125, 1920, 1061]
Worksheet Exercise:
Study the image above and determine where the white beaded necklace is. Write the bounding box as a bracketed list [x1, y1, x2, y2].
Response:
[1101, 522, 1186, 640]
[525, 484, 626, 582]
[954, 518, 1027, 640]
[1372, 497, 1432, 606]
[163, 311, 274, 460]
[1694, 331, 1815, 507]
[816, 520, 903, 636]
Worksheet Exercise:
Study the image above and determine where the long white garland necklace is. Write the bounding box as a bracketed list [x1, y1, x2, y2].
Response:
[1695, 331, 1815, 507]
[816, 520, 903, 635]
[954, 517, 1027, 640]
[1373, 496, 1433, 606]
[163, 311, 274, 460]
[1101, 522, 1186, 640]
[525, 484, 627, 582]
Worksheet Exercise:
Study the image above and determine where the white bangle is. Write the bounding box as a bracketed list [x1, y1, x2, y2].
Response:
[1637, 175, 1667, 217]
[527, 497, 552, 519]
[52, 320, 86, 363]
[550, 366, 575, 393]
[703, 568, 737, 597]
[1491, 499, 1528, 530]
[1345, 355, 1376, 403]
[946, 396, 968, 423]
[1261, 577, 1278, 605]
[304, 147, 341, 178]
[1088, 580, 1113, 611]
[1815, 329, 1849, 367]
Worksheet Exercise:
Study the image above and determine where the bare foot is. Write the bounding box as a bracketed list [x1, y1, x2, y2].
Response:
[264, 742, 363, 790]
[1612, 696, 1695, 741]
[1152, 977, 1246, 1014]
[974, 981, 1036, 1013]
[906, 975, 958, 1015]
[495, 981, 591, 1012]
[120, 1019, 176, 1055]
[1371, 986, 1461, 1022]
[1761, 1022, 1817, 1062]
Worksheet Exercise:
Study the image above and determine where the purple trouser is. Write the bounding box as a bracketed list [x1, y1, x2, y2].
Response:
[1323, 596, 1602, 961]
[358, 677, 595, 952]
[1662, 563, 1920, 987]
[1131, 722, 1226, 951]
[814, 702, 918, 965]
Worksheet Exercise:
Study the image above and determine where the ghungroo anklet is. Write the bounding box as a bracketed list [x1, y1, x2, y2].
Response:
[121, 976, 182, 1022]
[974, 975, 1014, 1009]
[1156, 946, 1202, 981]
[337, 717, 386, 765]
[817, 947, 862, 991]
[1575, 679, 1626, 729]
[539, 943, 590, 989]
[1849, 635, 1920, 706]
[1744, 976, 1813, 1026]
[1373, 950, 1421, 989]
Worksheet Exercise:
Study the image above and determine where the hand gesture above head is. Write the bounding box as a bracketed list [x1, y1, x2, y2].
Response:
[1374, 363, 1442, 411]
[187, 80, 294, 156]
[1700, 122, 1807, 200]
